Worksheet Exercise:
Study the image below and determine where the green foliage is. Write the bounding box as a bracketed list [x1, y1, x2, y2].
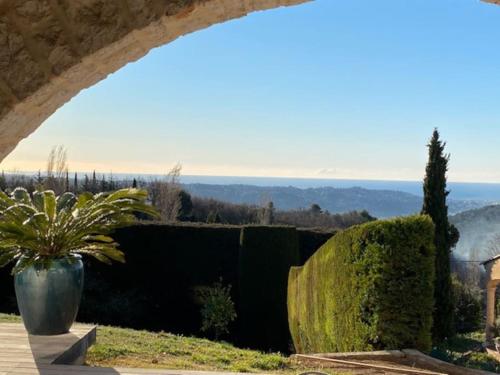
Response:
[206, 211, 222, 224]
[451, 274, 482, 334]
[288, 215, 436, 353]
[198, 279, 237, 340]
[78, 223, 242, 335]
[431, 332, 500, 373]
[296, 228, 337, 264]
[177, 190, 193, 221]
[422, 129, 459, 343]
[0, 222, 337, 352]
[239, 226, 300, 352]
[0, 187, 158, 274]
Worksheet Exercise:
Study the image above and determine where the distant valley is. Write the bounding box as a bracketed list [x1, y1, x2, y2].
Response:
[183, 182, 500, 261]
[182, 183, 488, 218]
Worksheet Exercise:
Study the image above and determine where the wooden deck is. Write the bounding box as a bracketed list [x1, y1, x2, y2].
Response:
[0, 323, 252, 375]
[0, 322, 96, 374]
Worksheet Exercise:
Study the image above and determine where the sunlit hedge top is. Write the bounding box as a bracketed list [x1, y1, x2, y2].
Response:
[0, 187, 159, 274]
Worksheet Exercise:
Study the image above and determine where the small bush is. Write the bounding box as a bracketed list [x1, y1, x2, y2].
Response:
[452, 274, 483, 334]
[288, 215, 435, 353]
[198, 280, 237, 340]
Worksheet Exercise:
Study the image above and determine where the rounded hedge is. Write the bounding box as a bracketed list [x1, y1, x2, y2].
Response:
[288, 215, 436, 353]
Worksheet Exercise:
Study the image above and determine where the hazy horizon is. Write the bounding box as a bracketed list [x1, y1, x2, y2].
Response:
[4, 170, 500, 202]
[5, 168, 500, 185]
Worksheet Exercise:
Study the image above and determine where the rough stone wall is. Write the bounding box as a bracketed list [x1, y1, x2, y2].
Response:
[0, 0, 308, 160]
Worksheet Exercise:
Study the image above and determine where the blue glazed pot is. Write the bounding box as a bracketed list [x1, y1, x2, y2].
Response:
[14, 256, 84, 335]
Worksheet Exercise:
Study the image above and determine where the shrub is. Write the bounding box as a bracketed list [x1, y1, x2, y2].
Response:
[430, 332, 500, 373]
[198, 279, 237, 340]
[452, 274, 482, 334]
[288, 215, 435, 353]
[239, 226, 300, 352]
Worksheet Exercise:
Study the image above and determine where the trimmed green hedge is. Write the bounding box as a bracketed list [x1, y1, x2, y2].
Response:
[297, 228, 337, 264]
[0, 222, 331, 352]
[288, 215, 435, 353]
[239, 226, 301, 352]
[80, 223, 242, 335]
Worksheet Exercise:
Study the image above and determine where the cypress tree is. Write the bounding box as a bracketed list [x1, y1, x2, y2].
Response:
[132, 178, 137, 188]
[91, 170, 97, 193]
[65, 171, 70, 192]
[83, 174, 90, 192]
[0, 170, 6, 191]
[421, 129, 459, 343]
[74, 172, 78, 193]
[109, 173, 115, 191]
[100, 175, 106, 192]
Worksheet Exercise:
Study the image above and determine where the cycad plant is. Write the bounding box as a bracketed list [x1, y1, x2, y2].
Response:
[0, 187, 158, 274]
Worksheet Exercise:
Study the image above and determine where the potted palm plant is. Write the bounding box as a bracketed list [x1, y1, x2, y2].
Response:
[0, 187, 158, 335]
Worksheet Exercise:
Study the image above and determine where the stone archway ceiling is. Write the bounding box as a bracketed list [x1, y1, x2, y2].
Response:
[0, 0, 497, 161]
[0, 0, 309, 160]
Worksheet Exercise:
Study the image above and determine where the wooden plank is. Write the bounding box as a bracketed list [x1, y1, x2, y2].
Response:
[0, 366, 252, 375]
[0, 322, 97, 373]
[295, 353, 448, 375]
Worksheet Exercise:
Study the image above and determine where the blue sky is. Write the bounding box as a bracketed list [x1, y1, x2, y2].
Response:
[3, 0, 500, 182]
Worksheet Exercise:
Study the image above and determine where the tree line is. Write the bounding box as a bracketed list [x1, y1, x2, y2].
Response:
[0, 147, 374, 230]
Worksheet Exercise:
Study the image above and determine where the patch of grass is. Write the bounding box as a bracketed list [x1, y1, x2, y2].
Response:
[86, 325, 325, 374]
[0, 313, 21, 323]
[431, 331, 500, 373]
[0, 313, 344, 374]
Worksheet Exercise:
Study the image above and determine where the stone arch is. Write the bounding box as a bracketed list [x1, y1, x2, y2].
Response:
[0, 0, 308, 161]
[0, 0, 499, 162]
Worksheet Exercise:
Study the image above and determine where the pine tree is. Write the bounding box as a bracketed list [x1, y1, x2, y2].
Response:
[132, 178, 137, 188]
[422, 128, 460, 343]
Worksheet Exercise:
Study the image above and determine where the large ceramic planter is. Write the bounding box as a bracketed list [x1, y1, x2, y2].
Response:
[14, 256, 84, 335]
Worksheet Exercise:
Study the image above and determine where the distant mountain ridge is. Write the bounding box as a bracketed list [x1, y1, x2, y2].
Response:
[182, 183, 486, 218]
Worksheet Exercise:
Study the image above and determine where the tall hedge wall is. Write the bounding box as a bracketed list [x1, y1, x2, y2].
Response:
[80, 223, 242, 335]
[239, 226, 301, 352]
[0, 262, 15, 313]
[297, 228, 337, 264]
[288, 215, 435, 354]
[0, 222, 333, 352]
